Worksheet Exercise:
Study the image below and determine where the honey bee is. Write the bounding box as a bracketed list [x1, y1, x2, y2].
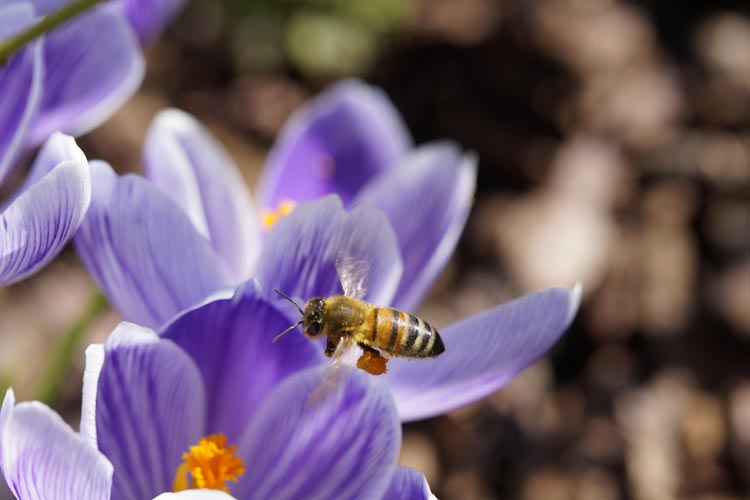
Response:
[272, 258, 445, 375]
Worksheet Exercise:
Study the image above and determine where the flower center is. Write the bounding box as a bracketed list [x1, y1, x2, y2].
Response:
[173, 433, 245, 492]
[261, 198, 297, 231]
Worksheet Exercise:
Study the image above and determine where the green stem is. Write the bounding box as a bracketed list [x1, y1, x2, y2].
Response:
[34, 291, 108, 405]
[0, 0, 108, 64]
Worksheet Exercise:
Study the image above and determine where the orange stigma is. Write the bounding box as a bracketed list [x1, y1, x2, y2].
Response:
[173, 434, 245, 492]
[261, 199, 297, 231]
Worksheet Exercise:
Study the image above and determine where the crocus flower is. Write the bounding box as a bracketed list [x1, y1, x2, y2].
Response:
[1, 280, 436, 499]
[74, 152, 580, 423]
[0, 0, 143, 285]
[0, 132, 90, 286]
[0, 0, 144, 189]
[74, 79, 579, 422]
[109, 79, 475, 316]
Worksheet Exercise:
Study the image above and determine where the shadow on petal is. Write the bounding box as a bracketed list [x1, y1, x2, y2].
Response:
[257, 79, 412, 210]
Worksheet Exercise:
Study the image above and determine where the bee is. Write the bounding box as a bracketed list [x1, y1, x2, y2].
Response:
[272, 259, 445, 375]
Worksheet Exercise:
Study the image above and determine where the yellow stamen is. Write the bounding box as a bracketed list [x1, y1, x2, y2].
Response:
[173, 434, 245, 492]
[261, 199, 297, 231]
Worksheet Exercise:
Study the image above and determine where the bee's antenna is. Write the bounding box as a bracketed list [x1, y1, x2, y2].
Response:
[273, 321, 302, 343]
[274, 288, 304, 315]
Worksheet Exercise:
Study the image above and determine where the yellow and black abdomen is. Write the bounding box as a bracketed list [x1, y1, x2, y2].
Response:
[368, 308, 445, 358]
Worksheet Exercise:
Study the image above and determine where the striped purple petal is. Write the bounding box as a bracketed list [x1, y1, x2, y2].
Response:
[144, 109, 260, 281]
[74, 161, 229, 328]
[256, 196, 403, 307]
[257, 79, 412, 211]
[29, 6, 144, 143]
[161, 279, 324, 443]
[0, 2, 42, 188]
[82, 323, 206, 500]
[381, 467, 435, 500]
[0, 148, 90, 286]
[356, 142, 477, 310]
[1, 389, 113, 500]
[2, 132, 88, 209]
[233, 365, 400, 500]
[384, 285, 581, 422]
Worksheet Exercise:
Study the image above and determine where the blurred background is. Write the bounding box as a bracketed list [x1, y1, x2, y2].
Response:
[1, 0, 749, 498]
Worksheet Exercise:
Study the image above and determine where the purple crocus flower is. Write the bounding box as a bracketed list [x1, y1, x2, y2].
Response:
[0, 0, 144, 188]
[73, 79, 579, 420]
[0, 0, 143, 285]
[1, 280, 436, 499]
[139, 80, 475, 311]
[74, 159, 579, 424]
[0, 132, 91, 286]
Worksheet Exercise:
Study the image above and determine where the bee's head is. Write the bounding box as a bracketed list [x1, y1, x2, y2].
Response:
[302, 298, 325, 338]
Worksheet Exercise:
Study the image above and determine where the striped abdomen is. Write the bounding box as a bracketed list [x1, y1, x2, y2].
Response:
[368, 308, 445, 358]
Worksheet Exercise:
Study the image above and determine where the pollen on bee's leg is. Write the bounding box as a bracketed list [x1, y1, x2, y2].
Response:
[173, 433, 245, 493]
[357, 350, 388, 375]
[261, 198, 297, 231]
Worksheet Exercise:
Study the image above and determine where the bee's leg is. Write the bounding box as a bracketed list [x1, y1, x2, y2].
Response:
[324, 337, 337, 357]
[357, 343, 380, 355]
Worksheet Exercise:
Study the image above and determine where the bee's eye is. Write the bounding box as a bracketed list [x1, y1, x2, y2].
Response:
[308, 321, 322, 336]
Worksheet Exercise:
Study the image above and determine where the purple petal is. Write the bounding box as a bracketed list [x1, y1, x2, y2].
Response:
[257, 196, 403, 306]
[153, 492, 236, 500]
[144, 109, 261, 281]
[80, 344, 104, 449]
[29, 6, 144, 143]
[1, 390, 113, 500]
[161, 279, 324, 443]
[356, 142, 477, 310]
[385, 285, 582, 422]
[74, 161, 229, 328]
[0, 3, 43, 187]
[257, 79, 412, 210]
[84, 322, 206, 500]
[0, 389, 15, 470]
[24, 0, 69, 15]
[2, 132, 88, 209]
[0, 157, 90, 286]
[381, 467, 434, 500]
[234, 365, 400, 500]
[120, 0, 186, 45]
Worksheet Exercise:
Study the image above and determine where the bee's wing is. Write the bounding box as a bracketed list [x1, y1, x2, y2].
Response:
[335, 255, 368, 299]
[306, 336, 358, 407]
